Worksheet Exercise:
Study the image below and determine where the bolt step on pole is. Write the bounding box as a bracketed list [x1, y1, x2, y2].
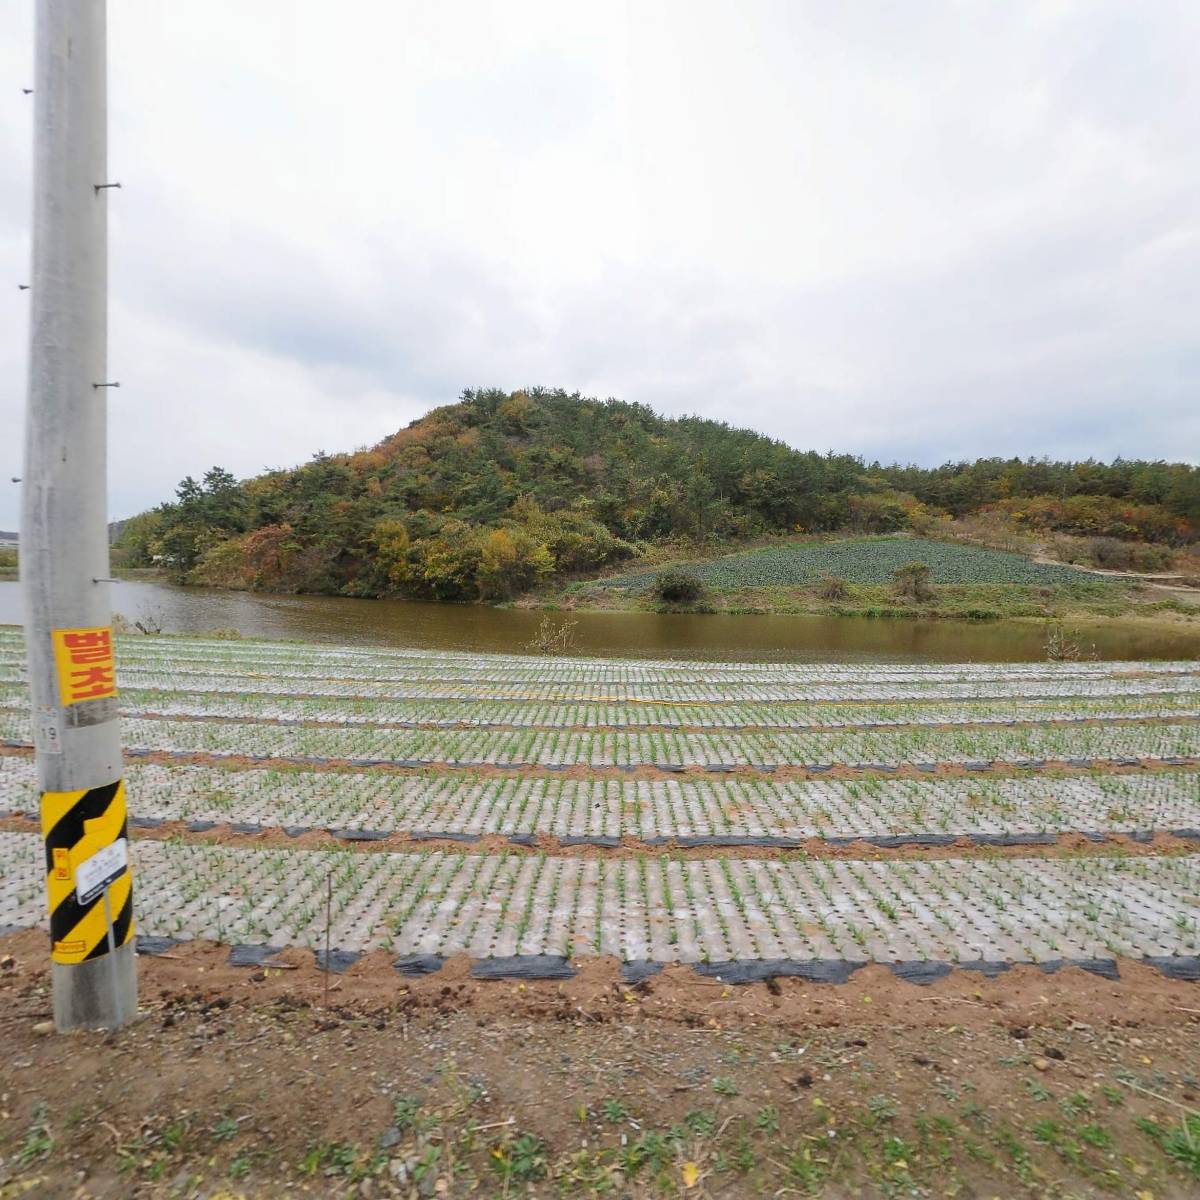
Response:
[22, 0, 137, 1030]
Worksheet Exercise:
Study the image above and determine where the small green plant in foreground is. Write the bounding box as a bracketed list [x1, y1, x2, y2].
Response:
[1138, 1113, 1200, 1178]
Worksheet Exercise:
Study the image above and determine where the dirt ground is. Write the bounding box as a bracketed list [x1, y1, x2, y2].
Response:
[2, 931, 1200, 1199]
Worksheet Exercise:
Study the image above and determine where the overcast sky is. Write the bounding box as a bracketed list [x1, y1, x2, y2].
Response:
[1, 1, 1198, 527]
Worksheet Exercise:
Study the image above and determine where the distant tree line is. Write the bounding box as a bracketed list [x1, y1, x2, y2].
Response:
[112, 388, 1199, 599]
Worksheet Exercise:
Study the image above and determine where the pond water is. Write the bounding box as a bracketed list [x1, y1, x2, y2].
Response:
[1, 578, 1197, 663]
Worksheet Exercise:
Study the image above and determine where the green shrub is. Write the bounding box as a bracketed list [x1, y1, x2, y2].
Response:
[892, 560, 933, 602]
[653, 570, 706, 606]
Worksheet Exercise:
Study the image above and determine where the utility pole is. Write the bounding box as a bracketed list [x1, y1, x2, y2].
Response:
[22, 0, 136, 1030]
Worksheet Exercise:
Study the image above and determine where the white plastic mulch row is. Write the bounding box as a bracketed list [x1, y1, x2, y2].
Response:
[8, 662, 1200, 704]
[2, 709, 1195, 766]
[1, 681, 1196, 730]
[3, 758, 1199, 840]
[1, 832, 1196, 965]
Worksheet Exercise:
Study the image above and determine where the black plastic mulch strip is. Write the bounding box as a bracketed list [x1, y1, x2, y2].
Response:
[914, 763, 938, 772]
[646, 834, 804, 849]
[1173, 828, 1200, 840]
[136, 935, 181, 956]
[230, 822, 262, 834]
[393, 954, 445, 977]
[705, 764, 739, 773]
[620, 960, 665, 984]
[1128, 831, 1154, 843]
[316, 948, 362, 973]
[655, 763, 685, 773]
[1014, 759, 1046, 769]
[695, 959, 866, 985]
[507, 833, 538, 847]
[964, 761, 994, 772]
[855, 763, 897, 772]
[1035, 958, 1121, 980]
[958, 960, 1011, 978]
[1114, 758, 1143, 767]
[185, 820, 217, 833]
[470, 955, 577, 981]
[862, 833, 954, 848]
[561, 835, 621, 848]
[971, 832, 1057, 846]
[409, 830, 480, 843]
[1065, 758, 1094, 768]
[131, 816, 164, 829]
[331, 828, 389, 842]
[227, 944, 286, 967]
[1142, 955, 1200, 981]
[888, 961, 953, 986]
[283, 826, 307, 837]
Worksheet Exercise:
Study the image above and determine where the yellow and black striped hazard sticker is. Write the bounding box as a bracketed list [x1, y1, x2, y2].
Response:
[41, 780, 134, 964]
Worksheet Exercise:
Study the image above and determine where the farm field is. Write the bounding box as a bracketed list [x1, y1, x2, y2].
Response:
[1, 628, 1198, 984]
[4, 628, 1200, 1198]
[596, 536, 1107, 591]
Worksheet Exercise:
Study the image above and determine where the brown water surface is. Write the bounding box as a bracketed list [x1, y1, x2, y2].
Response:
[1, 579, 1197, 662]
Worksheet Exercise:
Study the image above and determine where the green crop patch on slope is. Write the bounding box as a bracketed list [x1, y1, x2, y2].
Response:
[601, 537, 1109, 593]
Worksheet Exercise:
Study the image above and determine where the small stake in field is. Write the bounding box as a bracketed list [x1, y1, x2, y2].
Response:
[324, 871, 332, 1007]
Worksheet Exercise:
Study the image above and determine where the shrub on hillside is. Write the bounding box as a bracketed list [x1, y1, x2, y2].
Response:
[1084, 537, 1175, 573]
[892, 560, 933, 602]
[816, 573, 849, 600]
[653, 570, 706, 606]
[1050, 535, 1176, 573]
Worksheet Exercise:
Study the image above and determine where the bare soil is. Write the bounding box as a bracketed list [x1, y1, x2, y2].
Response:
[3, 930, 1200, 1199]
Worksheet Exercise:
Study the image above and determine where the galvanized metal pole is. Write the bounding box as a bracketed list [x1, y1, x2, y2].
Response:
[22, 0, 137, 1031]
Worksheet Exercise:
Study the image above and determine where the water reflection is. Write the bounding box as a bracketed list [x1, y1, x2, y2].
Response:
[1, 579, 1197, 663]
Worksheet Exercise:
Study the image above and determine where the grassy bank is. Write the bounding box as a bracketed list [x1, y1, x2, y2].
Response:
[551, 536, 1200, 626]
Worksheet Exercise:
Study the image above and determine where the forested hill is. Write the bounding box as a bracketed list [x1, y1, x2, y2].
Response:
[115, 388, 1200, 600]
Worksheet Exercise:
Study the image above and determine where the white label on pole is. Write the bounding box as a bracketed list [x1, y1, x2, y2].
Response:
[35, 707, 63, 755]
[75, 838, 128, 906]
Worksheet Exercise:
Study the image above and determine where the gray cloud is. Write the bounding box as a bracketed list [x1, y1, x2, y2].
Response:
[1, 0, 1197, 528]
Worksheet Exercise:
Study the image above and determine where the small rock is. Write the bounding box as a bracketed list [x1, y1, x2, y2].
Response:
[32, 1021, 54, 1036]
[0, 954, 14, 971]
[1033, 1057, 1050, 1072]
[1043, 1047, 1066, 1061]
[380, 1125, 401, 1149]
